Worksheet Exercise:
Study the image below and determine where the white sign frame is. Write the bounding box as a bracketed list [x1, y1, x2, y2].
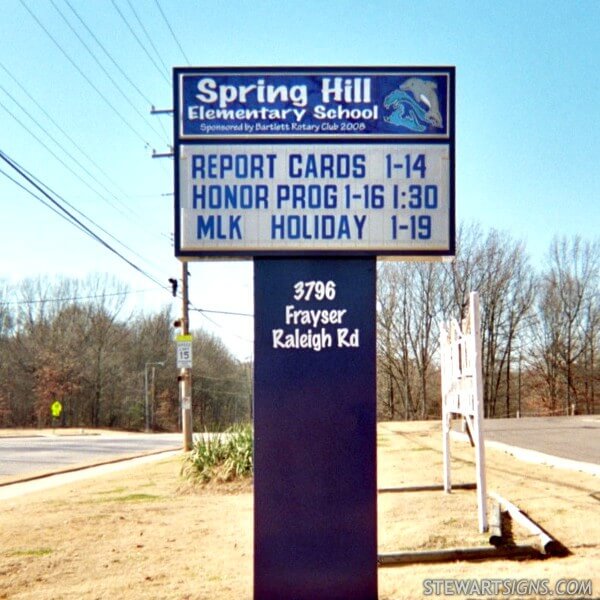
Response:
[440, 292, 488, 533]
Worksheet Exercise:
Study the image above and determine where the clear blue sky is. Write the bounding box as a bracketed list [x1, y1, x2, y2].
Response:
[1, 0, 599, 359]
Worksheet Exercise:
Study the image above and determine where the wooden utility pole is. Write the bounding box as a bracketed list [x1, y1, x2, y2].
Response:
[180, 261, 193, 451]
[151, 365, 156, 429]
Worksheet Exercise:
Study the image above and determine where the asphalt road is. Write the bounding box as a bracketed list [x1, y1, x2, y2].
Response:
[0, 433, 181, 480]
[482, 415, 600, 465]
[2, 416, 598, 484]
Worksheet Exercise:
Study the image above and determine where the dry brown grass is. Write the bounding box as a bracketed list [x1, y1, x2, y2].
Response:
[1, 422, 598, 599]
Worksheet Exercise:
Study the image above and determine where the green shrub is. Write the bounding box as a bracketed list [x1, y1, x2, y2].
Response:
[181, 424, 253, 483]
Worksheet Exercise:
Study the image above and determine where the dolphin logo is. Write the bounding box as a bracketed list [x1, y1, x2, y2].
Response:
[399, 78, 443, 128]
[383, 78, 444, 131]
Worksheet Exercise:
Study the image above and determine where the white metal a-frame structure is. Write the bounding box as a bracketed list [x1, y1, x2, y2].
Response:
[440, 291, 488, 533]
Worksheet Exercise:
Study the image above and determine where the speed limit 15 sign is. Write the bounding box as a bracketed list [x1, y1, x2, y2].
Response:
[176, 334, 193, 368]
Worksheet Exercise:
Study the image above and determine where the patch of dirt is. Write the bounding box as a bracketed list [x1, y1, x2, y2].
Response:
[0, 422, 598, 599]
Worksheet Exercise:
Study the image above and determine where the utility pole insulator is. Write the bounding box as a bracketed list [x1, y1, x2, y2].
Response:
[152, 148, 174, 159]
[150, 107, 175, 115]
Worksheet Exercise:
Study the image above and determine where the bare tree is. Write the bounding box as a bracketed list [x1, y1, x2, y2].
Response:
[444, 225, 534, 417]
[79, 275, 129, 427]
[581, 292, 600, 413]
[377, 260, 449, 420]
[532, 236, 599, 414]
[0, 274, 254, 431]
[377, 263, 417, 419]
[192, 330, 249, 430]
[0, 279, 15, 425]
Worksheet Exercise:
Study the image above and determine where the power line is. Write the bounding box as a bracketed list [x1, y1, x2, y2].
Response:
[5, 152, 171, 276]
[0, 150, 170, 294]
[63, 0, 155, 107]
[190, 307, 254, 318]
[0, 159, 124, 263]
[197, 373, 249, 382]
[153, 0, 191, 64]
[190, 303, 254, 344]
[1, 289, 155, 306]
[0, 87, 134, 219]
[110, 0, 170, 86]
[0, 82, 171, 246]
[197, 387, 248, 399]
[0, 149, 140, 266]
[0, 59, 130, 201]
[125, 0, 170, 75]
[19, 0, 155, 149]
[0, 164, 79, 232]
[49, 0, 169, 146]
[193, 306, 222, 328]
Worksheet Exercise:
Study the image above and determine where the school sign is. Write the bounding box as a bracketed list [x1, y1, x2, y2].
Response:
[174, 66, 455, 600]
[174, 67, 455, 258]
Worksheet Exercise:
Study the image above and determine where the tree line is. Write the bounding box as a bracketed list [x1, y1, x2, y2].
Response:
[1, 224, 598, 430]
[0, 275, 251, 431]
[378, 224, 599, 420]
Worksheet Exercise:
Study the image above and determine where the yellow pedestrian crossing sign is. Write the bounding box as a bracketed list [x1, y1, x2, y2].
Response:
[50, 400, 62, 418]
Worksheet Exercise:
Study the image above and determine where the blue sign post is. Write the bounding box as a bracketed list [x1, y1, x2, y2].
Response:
[173, 66, 455, 599]
[254, 258, 377, 599]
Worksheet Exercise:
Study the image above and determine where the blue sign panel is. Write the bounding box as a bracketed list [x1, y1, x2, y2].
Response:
[254, 257, 378, 599]
[177, 68, 450, 139]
